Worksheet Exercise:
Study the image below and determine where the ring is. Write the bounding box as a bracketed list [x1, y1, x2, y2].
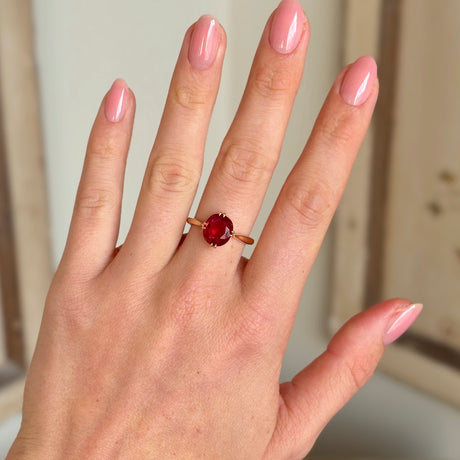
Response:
[187, 213, 254, 247]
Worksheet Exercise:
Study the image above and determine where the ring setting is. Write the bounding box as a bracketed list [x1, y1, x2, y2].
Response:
[187, 213, 254, 247]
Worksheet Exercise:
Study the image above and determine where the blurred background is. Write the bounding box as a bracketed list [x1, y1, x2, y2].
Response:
[0, 0, 459, 458]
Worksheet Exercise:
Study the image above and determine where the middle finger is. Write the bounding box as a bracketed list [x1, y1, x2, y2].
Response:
[183, 0, 309, 260]
[120, 16, 226, 270]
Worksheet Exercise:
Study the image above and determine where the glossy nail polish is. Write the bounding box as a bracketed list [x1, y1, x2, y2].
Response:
[188, 15, 221, 70]
[105, 79, 128, 123]
[340, 56, 377, 106]
[384, 303, 423, 345]
[269, 0, 305, 55]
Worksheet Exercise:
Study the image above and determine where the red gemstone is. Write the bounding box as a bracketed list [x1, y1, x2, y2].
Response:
[203, 214, 233, 247]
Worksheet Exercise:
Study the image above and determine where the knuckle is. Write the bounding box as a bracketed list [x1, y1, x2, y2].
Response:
[344, 356, 375, 391]
[147, 154, 198, 196]
[164, 276, 211, 329]
[251, 65, 292, 100]
[229, 293, 275, 348]
[219, 139, 275, 186]
[284, 181, 334, 230]
[235, 311, 272, 348]
[76, 187, 117, 218]
[315, 111, 355, 148]
[46, 280, 95, 333]
[90, 137, 120, 161]
[173, 84, 208, 111]
[327, 346, 375, 392]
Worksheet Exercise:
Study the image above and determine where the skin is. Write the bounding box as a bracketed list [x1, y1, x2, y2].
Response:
[8, 8, 412, 460]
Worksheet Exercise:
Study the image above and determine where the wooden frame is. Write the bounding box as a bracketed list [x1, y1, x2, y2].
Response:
[331, 0, 460, 408]
[0, 0, 52, 421]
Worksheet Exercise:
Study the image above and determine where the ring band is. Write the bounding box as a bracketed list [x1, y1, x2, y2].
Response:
[187, 213, 254, 247]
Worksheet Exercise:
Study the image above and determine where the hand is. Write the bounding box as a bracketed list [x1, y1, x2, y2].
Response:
[9, 1, 421, 458]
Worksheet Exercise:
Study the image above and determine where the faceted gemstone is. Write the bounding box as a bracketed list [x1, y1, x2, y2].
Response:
[203, 213, 233, 247]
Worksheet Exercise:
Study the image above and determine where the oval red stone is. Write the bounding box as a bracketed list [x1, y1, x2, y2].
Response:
[203, 214, 233, 247]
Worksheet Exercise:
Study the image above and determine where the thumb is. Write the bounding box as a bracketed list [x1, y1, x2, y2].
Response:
[266, 298, 423, 460]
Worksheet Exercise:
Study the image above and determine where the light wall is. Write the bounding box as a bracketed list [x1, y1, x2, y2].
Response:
[26, 0, 460, 458]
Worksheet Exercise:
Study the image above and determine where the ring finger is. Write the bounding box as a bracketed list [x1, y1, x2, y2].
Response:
[182, 0, 309, 261]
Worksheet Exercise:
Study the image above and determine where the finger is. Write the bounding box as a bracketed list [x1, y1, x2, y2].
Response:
[266, 299, 423, 459]
[120, 16, 226, 270]
[182, 0, 309, 259]
[62, 79, 135, 277]
[246, 56, 378, 322]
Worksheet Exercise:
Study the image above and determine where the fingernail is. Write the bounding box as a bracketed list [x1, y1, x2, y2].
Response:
[384, 303, 423, 345]
[269, 0, 305, 55]
[188, 15, 221, 70]
[105, 79, 128, 123]
[340, 56, 377, 106]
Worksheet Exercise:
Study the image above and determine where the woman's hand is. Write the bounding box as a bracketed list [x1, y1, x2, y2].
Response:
[9, 1, 421, 458]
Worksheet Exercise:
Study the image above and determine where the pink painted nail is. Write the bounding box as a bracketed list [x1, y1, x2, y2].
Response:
[269, 0, 305, 55]
[340, 56, 377, 106]
[384, 303, 423, 345]
[188, 15, 221, 70]
[105, 79, 128, 123]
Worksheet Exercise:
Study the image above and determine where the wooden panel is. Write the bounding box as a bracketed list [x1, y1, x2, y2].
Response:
[331, 0, 460, 407]
[0, 0, 52, 366]
[0, 284, 7, 365]
[330, 0, 382, 330]
[309, 458, 432, 460]
[310, 458, 432, 460]
[0, 0, 52, 420]
[383, 0, 460, 353]
[0, 378, 25, 422]
[0, 69, 24, 367]
[364, 0, 402, 308]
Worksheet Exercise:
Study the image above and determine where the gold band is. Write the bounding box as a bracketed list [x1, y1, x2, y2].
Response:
[187, 217, 254, 245]
[186, 217, 204, 228]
